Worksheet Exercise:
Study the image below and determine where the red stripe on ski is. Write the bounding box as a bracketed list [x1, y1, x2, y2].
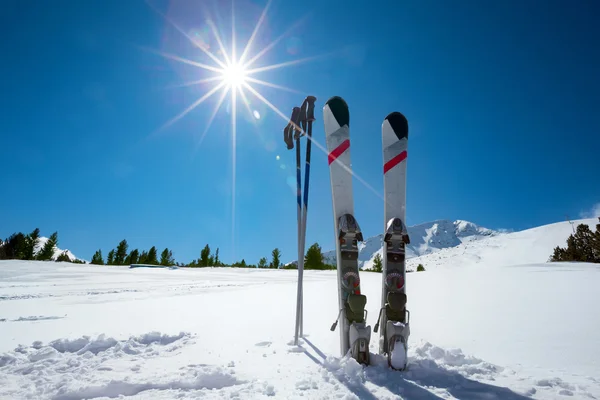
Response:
[328, 139, 350, 165]
[383, 150, 407, 174]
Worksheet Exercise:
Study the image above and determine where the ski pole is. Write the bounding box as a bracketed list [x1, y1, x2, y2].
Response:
[298, 96, 316, 337]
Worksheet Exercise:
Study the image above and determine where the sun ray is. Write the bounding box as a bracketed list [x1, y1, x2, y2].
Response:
[159, 81, 227, 133]
[242, 14, 310, 70]
[242, 82, 384, 200]
[230, 85, 238, 260]
[245, 76, 304, 94]
[237, 85, 255, 120]
[164, 75, 222, 90]
[192, 84, 230, 154]
[231, 0, 236, 63]
[206, 19, 232, 66]
[144, 0, 227, 70]
[246, 53, 331, 75]
[140, 45, 223, 74]
[238, 0, 272, 66]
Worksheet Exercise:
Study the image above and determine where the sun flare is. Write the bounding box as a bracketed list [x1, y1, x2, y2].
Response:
[221, 62, 247, 89]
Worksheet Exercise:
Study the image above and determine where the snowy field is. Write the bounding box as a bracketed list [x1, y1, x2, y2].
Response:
[1, 256, 599, 399]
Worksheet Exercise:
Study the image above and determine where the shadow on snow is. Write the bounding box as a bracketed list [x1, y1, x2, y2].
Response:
[300, 337, 532, 400]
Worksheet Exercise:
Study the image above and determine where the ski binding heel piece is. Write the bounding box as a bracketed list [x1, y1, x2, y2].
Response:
[386, 319, 410, 370]
[347, 293, 371, 365]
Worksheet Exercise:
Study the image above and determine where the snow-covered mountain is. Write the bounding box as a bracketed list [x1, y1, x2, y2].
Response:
[33, 236, 83, 262]
[405, 217, 598, 271]
[322, 219, 499, 270]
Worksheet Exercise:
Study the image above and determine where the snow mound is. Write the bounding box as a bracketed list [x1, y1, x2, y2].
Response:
[0, 331, 247, 399]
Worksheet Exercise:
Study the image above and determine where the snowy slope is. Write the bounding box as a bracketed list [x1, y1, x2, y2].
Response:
[1, 259, 599, 399]
[406, 217, 598, 270]
[322, 219, 498, 269]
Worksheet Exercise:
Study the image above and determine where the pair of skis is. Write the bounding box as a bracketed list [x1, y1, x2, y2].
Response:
[325, 96, 410, 370]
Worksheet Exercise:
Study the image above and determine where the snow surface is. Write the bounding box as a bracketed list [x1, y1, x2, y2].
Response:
[1, 218, 599, 399]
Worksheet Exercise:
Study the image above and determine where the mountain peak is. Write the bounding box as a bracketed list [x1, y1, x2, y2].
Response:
[322, 219, 499, 270]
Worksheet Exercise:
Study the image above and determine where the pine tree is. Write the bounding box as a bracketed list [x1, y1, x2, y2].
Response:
[138, 250, 148, 264]
[160, 248, 174, 266]
[2, 233, 27, 259]
[126, 249, 140, 265]
[258, 257, 268, 268]
[214, 248, 220, 266]
[372, 253, 383, 272]
[24, 228, 40, 260]
[37, 232, 58, 261]
[200, 244, 211, 267]
[107, 249, 115, 265]
[147, 246, 158, 265]
[549, 220, 600, 263]
[114, 240, 129, 265]
[417, 264, 425, 272]
[91, 249, 104, 265]
[271, 248, 281, 269]
[56, 251, 71, 262]
[305, 243, 324, 270]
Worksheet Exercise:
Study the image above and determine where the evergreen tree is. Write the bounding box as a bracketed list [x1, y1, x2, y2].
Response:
[200, 244, 211, 267]
[37, 232, 58, 261]
[146, 246, 158, 265]
[56, 250, 71, 262]
[24, 228, 40, 260]
[160, 248, 174, 266]
[138, 250, 148, 264]
[305, 242, 325, 270]
[372, 253, 383, 272]
[270, 248, 281, 269]
[114, 240, 128, 265]
[91, 249, 104, 265]
[550, 220, 600, 263]
[417, 264, 426, 272]
[1, 233, 27, 259]
[257, 257, 268, 269]
[107, 249, 115, 265]
[126, 249, 140, 265]
[214, 248, 220, 266]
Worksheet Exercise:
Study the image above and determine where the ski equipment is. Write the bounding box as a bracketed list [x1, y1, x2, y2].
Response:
[373, 111, 410, 370]
[284, 95, 317, 346]
[324, 96, 371, 365]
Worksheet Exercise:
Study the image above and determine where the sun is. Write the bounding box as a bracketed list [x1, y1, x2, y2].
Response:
[221, 62, 247, 89]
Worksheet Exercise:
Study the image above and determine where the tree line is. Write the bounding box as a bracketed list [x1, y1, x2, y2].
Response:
[550, 217, 600, 263]
[1, 228, 429, 270]
[0, 228, 84, 263]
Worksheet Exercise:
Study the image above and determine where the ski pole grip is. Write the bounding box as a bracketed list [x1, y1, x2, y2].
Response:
[306, 96, 316, 122]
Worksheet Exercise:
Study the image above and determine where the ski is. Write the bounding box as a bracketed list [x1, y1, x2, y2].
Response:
[374, 111, 410, 370]
[324, 96, 371, 365]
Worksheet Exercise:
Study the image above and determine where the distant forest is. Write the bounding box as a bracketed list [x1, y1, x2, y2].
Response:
[0, 228, 339, 270]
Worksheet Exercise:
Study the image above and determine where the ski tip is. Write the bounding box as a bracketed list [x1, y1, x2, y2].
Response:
[325, 96, 349, 128]
[385, 111, 408, 140]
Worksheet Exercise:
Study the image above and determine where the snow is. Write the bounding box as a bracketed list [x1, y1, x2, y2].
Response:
[1, 217, 599, 399]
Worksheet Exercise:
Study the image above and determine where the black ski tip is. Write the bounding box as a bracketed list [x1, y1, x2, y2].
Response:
[325, 96, 349, 127]
[385, 111, 408, 140]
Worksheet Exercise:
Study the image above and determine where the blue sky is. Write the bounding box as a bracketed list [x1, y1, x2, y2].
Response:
[1, 0, 599, 264]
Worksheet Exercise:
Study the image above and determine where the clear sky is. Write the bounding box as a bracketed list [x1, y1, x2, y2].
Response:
[1, 0, 599, 264]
